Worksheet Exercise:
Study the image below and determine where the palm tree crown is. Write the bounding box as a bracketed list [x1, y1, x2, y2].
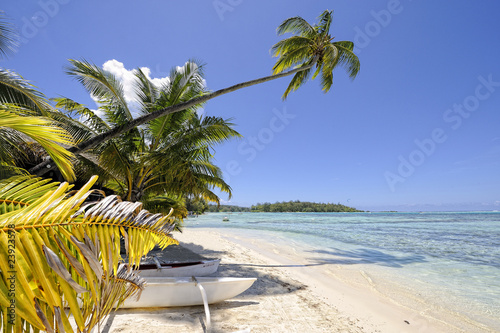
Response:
[271, 9, 360, 99]
[53, 59, 241, 216]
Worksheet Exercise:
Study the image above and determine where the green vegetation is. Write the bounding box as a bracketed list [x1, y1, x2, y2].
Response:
[206, 201, 362, 213]
[207, 204, 252, 213]
[251, 201, 362, 212]
[186, 197, 210, 214]
[51, 59, 240, 219]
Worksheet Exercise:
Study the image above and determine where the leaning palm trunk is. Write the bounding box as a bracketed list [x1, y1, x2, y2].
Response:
[30, 10, 360, 177]
[0, 175, 177, 332]
[29, 63, 315, 177]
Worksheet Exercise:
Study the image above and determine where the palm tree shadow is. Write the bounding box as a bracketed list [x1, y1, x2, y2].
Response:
[308, 248, 427, 268]
[146, 242, 307, 297]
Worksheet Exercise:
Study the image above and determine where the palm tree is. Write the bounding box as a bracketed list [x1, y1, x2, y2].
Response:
[29, 9, 360, 176]
[271, 9, 360, 98]
[51, 59, 240, 216]
[0, 175, 177, 332]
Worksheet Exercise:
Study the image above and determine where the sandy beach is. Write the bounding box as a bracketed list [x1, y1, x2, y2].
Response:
[102, 227, 495, 333]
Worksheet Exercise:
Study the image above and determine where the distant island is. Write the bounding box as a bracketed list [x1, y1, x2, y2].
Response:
[208, 200, 362, 213]
[207, 205, 251, 213]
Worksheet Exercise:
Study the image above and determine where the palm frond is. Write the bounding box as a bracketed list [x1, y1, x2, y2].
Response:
[73, 153, 118, 187]
[0, 107, 76, 181]
[317, 44, 339, 91]
[316, 10, 333, 35]
[276, 16, 315, 37]
[0, 125, 25, 167]
[0, 163, 28, 180]
[141, 194, 187, 221]
[332, 41, 360, 79]
[134, 68, 160, 113]
[320, 64, 334, 93]
[81, 263, 145, 330]
[282, 62, 313, 99]
[272, 42, 313, 74]
[0, 175, 60, 215]
[52, 97, 111, 135]
[270, 36, 313, 59]
[0, 69, 52, 115]
[65, 59, 133, 125]
[167, 60, 207, 107]
[181, 116, 242, 148]
[0, 175, 177, 332]
[0, 10, 19, 59]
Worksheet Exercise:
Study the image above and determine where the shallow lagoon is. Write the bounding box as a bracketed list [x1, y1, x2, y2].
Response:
[185, 211, 500, 330]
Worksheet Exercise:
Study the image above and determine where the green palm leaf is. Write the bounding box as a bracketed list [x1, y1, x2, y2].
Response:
[0, 69, 52, 115]
[65, 59, 133, 125]
[0, 10, 18, 59]
[0, 107, 76, 181]
[331, 41, 360, 79]
[0, 176, 60, 214]
[276, 16, 315, 37]
[52, 97, 111, 135]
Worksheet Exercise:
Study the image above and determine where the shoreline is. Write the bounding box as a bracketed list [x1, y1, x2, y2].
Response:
[104, 227, 495, 333]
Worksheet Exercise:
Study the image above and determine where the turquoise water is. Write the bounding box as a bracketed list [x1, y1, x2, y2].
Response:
[185, 212, 500, 329]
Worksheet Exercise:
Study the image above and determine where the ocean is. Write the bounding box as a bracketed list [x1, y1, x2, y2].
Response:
[184, 211, 500, 331]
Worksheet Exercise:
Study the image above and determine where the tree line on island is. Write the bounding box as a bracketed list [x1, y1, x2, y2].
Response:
[207, 200, 362, 213]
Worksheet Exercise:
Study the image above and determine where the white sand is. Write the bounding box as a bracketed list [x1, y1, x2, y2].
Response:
[102, 228, 495, 333]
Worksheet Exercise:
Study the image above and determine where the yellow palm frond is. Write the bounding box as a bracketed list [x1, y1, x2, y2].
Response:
[0, 107, 76, 182]
[0, 175, 177, 332]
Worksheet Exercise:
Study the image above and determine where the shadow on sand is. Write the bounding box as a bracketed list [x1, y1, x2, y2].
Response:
[181, 242, 307, 296]
[308, 247, 427, 268]
[104, 241, 307, 332]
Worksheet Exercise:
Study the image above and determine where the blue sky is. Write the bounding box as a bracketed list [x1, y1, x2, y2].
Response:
[2, 1, 500, 211]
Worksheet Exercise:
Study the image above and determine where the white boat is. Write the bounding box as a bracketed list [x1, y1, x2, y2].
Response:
[137, 259, 220, 277]
[120, 277, 257, 308]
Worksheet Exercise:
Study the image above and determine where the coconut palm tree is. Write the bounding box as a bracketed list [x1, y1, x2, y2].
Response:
[271, 9, 360, 98]
[0, 175, 177, 332]
[29, 9, 360, 176]
[51, 59, 240, 217]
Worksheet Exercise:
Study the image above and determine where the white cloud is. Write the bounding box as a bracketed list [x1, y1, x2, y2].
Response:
[103, 60, 198, 104]
[138, 66, 171, 88]
[102, 59, 140, 104]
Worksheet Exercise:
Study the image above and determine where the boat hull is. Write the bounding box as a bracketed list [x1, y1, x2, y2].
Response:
[138, 259, 220, 277]
[120, 277, 256, 308]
